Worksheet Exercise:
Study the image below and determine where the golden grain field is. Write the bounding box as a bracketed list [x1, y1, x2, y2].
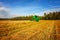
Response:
[0, 20, 60, 40]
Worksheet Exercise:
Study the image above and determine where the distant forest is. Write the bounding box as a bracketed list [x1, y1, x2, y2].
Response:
[0, 12, 60, 20]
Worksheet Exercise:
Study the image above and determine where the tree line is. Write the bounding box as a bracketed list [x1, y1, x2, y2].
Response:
[43, 12, 60, 20]
[0, 12, 60, 20]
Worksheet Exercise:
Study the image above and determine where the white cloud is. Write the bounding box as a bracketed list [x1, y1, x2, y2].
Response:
[40, 7, 60, 14]
[0, 7, 10, 12]
[0, 2, 11, 18]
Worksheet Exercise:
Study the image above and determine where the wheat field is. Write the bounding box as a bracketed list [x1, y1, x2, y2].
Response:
[0, 20, 60, 40]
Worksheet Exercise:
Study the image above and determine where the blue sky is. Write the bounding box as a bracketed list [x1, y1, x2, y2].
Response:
[0, 0, 60, 17]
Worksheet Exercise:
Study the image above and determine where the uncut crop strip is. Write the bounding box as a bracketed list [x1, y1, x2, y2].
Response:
[54, 20, 60, 40]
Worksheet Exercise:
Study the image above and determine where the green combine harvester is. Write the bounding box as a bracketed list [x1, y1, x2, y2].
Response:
[32, 15, 40, 22]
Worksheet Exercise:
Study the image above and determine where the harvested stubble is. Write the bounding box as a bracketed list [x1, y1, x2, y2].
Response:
[0, 20, 59, 40]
